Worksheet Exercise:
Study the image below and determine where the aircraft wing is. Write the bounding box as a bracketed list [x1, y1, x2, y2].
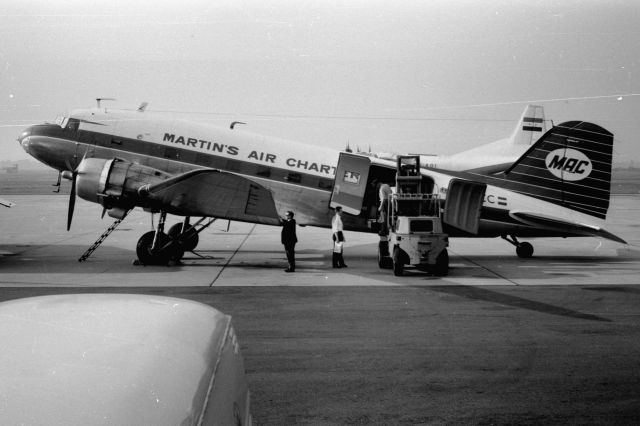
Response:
[0, 198, 15, 208]
[142, 169, 281, 225]
[509, 211, 627, 244]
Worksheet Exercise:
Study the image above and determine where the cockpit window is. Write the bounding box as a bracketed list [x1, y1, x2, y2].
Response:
[67, 119, 79, 131]
[54, 114, 69, 128]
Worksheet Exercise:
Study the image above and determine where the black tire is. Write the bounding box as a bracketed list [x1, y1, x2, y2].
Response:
[136, 231, 171, 265]
[433, 249, 449, 276]
[392, 247, 404, 276]
[516, 242, 534, 258]
[168, 223, 199, 252]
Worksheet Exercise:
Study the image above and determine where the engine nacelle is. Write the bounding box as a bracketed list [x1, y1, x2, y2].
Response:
[76, 158, 171, 210]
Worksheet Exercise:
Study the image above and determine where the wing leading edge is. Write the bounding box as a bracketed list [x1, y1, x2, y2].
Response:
[141, 169, 281, 225]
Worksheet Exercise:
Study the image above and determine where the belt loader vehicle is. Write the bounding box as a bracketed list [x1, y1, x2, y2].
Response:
[378, 155, 449, 276]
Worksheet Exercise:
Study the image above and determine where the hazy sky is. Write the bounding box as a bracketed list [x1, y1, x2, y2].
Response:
[2, 0, 639, 165]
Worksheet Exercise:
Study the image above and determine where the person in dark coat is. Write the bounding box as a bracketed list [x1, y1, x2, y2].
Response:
[281, 210, 297, 272]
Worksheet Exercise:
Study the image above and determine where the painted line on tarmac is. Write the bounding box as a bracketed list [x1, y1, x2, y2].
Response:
[208, 224, 257, 286]
[450, 250, 520, 286]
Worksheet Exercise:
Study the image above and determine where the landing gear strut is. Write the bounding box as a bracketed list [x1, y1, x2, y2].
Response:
[502, 235, 534, 258]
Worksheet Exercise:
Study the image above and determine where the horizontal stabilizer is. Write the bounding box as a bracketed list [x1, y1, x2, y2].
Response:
[510, 211, 627, 244]
[142, 169, 281, 225]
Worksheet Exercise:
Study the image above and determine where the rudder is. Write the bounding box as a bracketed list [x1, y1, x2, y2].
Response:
[511, 105, 547, 146]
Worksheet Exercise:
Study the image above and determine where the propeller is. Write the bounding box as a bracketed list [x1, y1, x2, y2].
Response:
[67, 171, 77, 231]
[60, 169, 77, 231]
[63, 151, 87, 231]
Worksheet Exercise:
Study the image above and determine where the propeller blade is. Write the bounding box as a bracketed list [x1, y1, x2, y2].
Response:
[67, 172, 77, 231]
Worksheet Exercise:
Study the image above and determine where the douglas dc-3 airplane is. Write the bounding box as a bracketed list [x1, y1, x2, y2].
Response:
[17, 101, 625, 265]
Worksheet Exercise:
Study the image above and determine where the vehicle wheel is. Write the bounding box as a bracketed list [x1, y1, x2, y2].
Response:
[392, 248, 404, 276]
[136, 231, 171, 265]
[516, 242, 534, 258]
[433, 249, 449, 276]
[168, 223, 199, 252]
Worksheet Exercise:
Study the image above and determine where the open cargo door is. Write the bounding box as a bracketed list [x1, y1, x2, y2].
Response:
[330, 152, 371, 215]
[442, 179, 487, 235]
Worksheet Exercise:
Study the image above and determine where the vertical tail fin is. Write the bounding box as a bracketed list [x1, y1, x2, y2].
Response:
[511, 105, 547, 146]
[503, 121, 613, 219]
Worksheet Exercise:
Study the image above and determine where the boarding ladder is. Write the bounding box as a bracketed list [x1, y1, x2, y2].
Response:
[78, 210, 130, 262]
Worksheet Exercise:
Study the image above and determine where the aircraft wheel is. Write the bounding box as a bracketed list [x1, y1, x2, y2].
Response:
[433, 249, 449, 276]
[392, 247, 404, 276]
[516, 242, 534, 258]
[169, 245, 185, 263]
[168, 223, 199, 252]
[136, 231, 171, 265]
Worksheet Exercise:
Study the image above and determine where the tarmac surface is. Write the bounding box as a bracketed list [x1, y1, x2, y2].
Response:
[2, 194, 640, 424]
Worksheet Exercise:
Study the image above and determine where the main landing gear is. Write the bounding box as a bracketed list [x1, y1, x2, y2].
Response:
[501, 235, 534, 258]
[135, 213, 215, 266]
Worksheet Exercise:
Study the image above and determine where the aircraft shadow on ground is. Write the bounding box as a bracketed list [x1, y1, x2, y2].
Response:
[191, 246, 640, 278]
[0, 245, 183, 274]
[425, 285, 612, 322]
[2, 243, 638, 281]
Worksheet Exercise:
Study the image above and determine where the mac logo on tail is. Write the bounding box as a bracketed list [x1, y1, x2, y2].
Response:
[545, 148, 592, 181]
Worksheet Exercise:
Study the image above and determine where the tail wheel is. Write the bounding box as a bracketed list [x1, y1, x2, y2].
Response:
[168, 223, 199, 252]
[516, 242, 534, 258]
[136, 231, 172, 265]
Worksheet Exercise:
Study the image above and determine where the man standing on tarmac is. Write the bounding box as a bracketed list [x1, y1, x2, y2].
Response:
[331, 206, 347, 268]
[281, 210, 297, 272]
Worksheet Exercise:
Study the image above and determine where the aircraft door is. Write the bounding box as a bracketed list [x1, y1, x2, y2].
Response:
[442, 179, 487, 235]
[330, 152, 371, 215]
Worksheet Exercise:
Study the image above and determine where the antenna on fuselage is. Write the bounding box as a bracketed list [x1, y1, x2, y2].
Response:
[137, 102, 148, 112]
[96, 98, 116, 109]
[230, 121, 246, 129]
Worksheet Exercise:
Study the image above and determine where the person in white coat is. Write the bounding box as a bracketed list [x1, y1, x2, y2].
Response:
[331, 207, 347, 268]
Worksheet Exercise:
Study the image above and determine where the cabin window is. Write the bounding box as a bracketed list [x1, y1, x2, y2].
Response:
[226, 159, 242, 172]
[286, 172, 301, 183]
[164, 147, 180, 159]
[256, 166, 271, 178]
[318, 179, 333, 190]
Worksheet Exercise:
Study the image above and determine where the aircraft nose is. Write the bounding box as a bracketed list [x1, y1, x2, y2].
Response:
[17, 126, 32, 154]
